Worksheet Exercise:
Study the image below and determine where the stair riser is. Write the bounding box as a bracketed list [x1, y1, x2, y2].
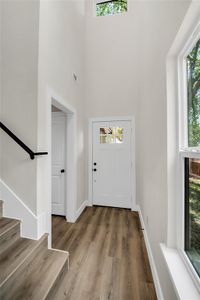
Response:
[46, 258, 69, 300]
[0, 236, 48, 299]
[0, 223, 20, 255]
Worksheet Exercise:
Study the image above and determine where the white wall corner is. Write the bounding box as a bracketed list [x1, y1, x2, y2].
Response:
[37, 211, 47, 239]
[138, 206, 164, 300]
[0, 179, 46, 240]
[132, 203, 139, 212]
[75, 200, 89, 221]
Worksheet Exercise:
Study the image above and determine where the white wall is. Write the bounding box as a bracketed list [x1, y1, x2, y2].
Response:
[137, 2, 191, 299]
[37, 0, 86, 217]
[0, 0, 86, 220]
[85, 1, 140, 118]
[0, 1, 2, 177]
[85, 0, 141, 201]
[0, 0, 40, 214]
[0, 0, 195, 297]
[85, 1, 191, 299]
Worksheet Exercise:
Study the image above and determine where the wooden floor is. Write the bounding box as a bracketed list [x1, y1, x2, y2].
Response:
[51, 206, 157, 300]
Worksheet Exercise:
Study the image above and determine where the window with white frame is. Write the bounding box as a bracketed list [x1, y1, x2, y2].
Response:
[180, 37, 200, 281]
[96, 0, 127, 17]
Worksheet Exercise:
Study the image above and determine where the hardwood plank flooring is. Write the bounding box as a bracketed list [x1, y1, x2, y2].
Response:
[51, 206, 157, 300]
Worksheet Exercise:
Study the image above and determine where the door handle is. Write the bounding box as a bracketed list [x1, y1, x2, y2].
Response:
[60, 169, 65, 173]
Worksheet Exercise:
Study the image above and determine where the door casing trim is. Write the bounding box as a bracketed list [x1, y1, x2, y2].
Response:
[52, 111, 66, 216]
[88, 116, 137, 211]
[48, 89, 77, 226]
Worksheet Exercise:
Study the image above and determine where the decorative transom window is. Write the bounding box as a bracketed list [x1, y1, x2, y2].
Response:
[99, 127, 123, 143]
[96, 0, 127, 17]
[180, 37, 200, 282]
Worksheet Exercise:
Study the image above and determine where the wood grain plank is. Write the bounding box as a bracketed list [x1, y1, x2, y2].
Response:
[51, 206, 157, 300]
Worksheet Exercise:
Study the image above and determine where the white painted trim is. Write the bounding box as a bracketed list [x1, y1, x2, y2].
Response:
[166, 0, 200, 291]
[51, 111, 66, 118]
[49, 88, 76, 114]
[47, 89, 77, 231]
[37, 211, 47, 239]
[88, 119, 93, 207]
[52, 111, 67, 216]
[160, 244, 200, 300]
[89, 116, 134, 122]
[75, 200, 89, 221]
[179, 249, 200, 294]
[88, 116, 136, 210]
[138, 206, 164, 300]
[0, 179, 45, 240]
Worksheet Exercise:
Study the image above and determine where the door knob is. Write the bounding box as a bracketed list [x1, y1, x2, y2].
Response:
[60, 169, 65, 173]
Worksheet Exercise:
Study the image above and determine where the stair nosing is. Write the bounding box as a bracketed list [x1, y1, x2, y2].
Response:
[0, 219, 21, 238]
[42, 250, 69, 300]
[0, 233, 48, 288]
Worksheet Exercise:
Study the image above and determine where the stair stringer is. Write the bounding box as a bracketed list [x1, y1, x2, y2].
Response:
[0, 179, 46, 239]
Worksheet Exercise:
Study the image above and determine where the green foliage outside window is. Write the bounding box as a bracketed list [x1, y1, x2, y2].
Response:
[96, 0, 127, 17]
[186, 162, 200, 277]
[187, 39, 200, 147]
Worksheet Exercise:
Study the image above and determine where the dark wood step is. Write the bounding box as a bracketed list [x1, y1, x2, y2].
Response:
[0, 217, 21, 254]
[0, 236, 69, 300]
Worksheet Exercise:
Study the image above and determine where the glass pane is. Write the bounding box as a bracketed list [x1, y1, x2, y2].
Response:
[115, 127, 124, 135]
[100, 128, 106, 134]
[96, 0, 127, 17]
[106, 134, 115, 143]
[107, 127, 113, 135]
[115, 135, 123, 143]
[99, 127, 124, 144]
[100, 135, 107, 143]
[187, 39, 200, 147]
[185, 158, 200, 277]
[100, 127, 113, 135]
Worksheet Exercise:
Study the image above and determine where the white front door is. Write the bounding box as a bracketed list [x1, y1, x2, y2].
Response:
[52, 113, 66, 215]
[92, 120, 132, 208]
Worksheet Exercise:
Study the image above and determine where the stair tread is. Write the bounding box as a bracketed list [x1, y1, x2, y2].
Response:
[4, 248, 69, 300]
[0, 217, 20, 237]
[0, 237, 39, 286]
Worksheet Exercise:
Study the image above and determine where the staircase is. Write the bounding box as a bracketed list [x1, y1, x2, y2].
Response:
[0, 200, 69, 300]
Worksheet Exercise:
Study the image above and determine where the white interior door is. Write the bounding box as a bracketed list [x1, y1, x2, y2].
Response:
[52, 113, 66, 215]
[92, 120, 132, 208]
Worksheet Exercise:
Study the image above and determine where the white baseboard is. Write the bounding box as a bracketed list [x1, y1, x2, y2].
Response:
[132, 204, 139, 212]
[0, 179, 46, 240]
[75, 200, 89, 221]
[138, 206, 164, 300]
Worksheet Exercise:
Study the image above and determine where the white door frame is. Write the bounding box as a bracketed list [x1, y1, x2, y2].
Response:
[52, 111, 66, 216]
[48, 90, 77, 223]
[88, 116, 137, 211]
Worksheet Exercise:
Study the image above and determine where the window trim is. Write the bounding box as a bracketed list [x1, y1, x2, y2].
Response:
[178, 27, 200, 150]
[177, 22, 200, 292]
[164, 4, 200, 297]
